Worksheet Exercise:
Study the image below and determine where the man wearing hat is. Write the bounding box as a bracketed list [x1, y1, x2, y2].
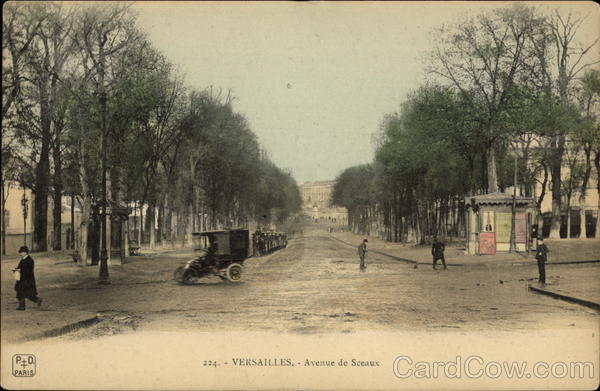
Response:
[535, 238, 550, 285]
[358, 239, 368, 271]
[13, 246, 43, 310]
[432, 236, 447, 270]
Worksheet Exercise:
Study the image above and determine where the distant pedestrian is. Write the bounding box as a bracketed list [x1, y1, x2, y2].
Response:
[358, 239, 368, 271]
[432, 237, 447, 270]
[536, 239, 549, 285]
[13, 246, 43, 311]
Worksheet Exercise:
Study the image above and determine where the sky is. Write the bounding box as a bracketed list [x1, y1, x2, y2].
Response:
[132, 1, 599, 184]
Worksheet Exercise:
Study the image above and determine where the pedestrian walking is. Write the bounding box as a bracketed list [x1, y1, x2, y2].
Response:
[536, 238, 550, 285]
[432, 236, 447, 270]
[13, 246, 43, 311]
[358, 239, 368, 271]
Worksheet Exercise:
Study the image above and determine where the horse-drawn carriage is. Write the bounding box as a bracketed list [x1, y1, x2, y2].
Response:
[174, 229, 249, 284]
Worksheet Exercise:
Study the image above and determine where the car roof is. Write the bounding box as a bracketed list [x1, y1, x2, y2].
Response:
[192, 229, 248, 236]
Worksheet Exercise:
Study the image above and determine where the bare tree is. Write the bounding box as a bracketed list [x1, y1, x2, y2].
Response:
[429, 4, 538, 193]
[2, 3, 44, 121]
[525, 10, 599, 238]
[67, 3, 142, 264]
[6, 3, 73, 251]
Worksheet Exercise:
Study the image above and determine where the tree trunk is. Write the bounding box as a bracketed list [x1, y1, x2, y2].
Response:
[549, 136, 566, 239]
[52, 139, 62, 250]
[70, 193, 75, 249]
[138, 202, 143, 245]
[33, 89, 51, 251]
[566, 203, 571, 239]
[78, 195, 91, 265]
[487, 146, 499, 193]
[579, 203, 587, 239]
[579, 146, 592, 238]
[75, 103, 90, 265]
[168, 207, 174, 248]
[1, 180, 7, 255]
[595, 151, 600, 238]
[187, 203, 193, 246]
[148, 204, 155, 249]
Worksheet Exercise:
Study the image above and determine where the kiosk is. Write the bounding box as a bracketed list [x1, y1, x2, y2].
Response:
[465, 191, 535, 255]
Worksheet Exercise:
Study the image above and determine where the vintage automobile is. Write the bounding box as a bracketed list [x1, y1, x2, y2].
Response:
[174, 229, 250, 284]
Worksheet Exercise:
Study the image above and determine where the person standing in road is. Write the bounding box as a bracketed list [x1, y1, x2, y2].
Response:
[432, 236, 447, 270]
[358, 239, 368, 271]
[13, 246, 43, 311]
[536, 238, 550, 285]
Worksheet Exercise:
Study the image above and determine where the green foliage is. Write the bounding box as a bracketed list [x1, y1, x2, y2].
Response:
[3, 2, 301, 241]
[332, 164, 375, 210]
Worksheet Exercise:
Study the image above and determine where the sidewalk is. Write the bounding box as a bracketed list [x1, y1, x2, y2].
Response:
[331, 230, 600, 267]
[529, 264, 600, 311]
[528, 269, 600, 312]
[1, 246, 193, 342]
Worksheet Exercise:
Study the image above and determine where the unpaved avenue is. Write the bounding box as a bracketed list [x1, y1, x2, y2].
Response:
[63, 227, 598, 338]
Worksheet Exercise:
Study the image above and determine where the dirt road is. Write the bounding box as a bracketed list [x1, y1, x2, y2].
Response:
[41, 226, 596, 339]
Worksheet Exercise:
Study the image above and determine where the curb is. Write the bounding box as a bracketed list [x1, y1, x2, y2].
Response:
[528, 285, 600, 312]
[548, 259, 600, 265]
[19, 315, 101, 342]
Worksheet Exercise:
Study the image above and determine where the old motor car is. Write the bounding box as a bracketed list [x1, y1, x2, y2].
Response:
[174, 229, 249, 284]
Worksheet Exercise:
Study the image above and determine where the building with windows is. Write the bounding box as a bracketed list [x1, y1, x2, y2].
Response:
[1, 181, 81, 254]
[299, 181, 347, 224]
[531, 138, 599, 239]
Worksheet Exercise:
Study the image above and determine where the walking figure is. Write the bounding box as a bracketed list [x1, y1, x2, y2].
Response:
[432, 237, 447, 270]
[14, 246, 43, 311]
[536, 239, 549, 285]
[358, 239, 368, 271]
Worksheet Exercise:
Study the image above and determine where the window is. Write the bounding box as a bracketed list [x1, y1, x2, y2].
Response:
[481, 211, 495, 232]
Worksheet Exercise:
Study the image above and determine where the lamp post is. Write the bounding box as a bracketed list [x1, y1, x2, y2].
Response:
[98, 91, 110, 284]
[509, 151, 518, 253]
[21, 188, 28, 246]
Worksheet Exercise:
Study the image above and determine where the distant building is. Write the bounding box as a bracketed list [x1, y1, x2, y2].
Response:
[534, 153, 599, 239]
[1, 180, 81, 254]
[298, 181, 347, 224]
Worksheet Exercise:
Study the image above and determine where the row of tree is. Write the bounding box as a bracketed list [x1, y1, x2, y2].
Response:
[2, 3, 302, 259]
[333, 4, 599, 243]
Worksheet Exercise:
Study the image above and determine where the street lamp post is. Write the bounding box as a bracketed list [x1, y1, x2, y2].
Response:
[21, 189, 28, 246]
[98, 91, 110, 284]
[509, 151, 518, 253]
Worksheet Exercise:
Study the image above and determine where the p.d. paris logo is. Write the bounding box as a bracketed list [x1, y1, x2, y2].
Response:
[13, 354, 36, 377]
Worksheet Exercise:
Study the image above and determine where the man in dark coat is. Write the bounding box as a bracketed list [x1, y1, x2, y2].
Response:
[14, 246, 42, 310]
[358, 239, 368, 271]
[536, 239, 550, 285]
[432, 237, 447, 270]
